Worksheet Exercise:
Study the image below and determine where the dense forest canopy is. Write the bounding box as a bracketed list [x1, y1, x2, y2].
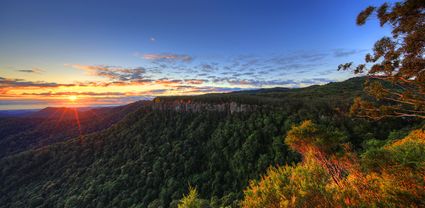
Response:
[0, 77, 420, 208]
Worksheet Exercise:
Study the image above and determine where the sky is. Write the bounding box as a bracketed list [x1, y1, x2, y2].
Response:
[0, 0, 392, 110]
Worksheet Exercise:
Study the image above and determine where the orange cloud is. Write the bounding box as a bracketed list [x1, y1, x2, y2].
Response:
[22, 91, 127, 96]
[155, 78, 183, 85]
[0, 77, 75, 88]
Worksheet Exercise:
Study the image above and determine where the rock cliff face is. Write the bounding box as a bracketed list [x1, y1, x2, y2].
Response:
[149, 98, 257, 113]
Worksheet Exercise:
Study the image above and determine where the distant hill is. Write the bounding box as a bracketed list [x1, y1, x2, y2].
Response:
[0, 101, 149, 158]
[231, 87, 290, 94]
[28, 107, 93, 119]
[0, 109, 39, 118]
[157, 77, 365, 110]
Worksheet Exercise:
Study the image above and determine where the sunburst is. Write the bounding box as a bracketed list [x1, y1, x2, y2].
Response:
[68, 95, 77, 102]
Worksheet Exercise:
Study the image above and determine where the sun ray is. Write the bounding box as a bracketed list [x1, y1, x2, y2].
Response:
[54, 109, 68, 129]
[72, 108, 82, 136]
[35, 108, 62, 132]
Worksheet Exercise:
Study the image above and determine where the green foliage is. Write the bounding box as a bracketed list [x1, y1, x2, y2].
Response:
[242, 122, 425, 207]
[241, 163, 333, 208]
[0, 78, 416, 208]
[362, 129, 425, 172]
[285, 120, 347, 156]
[0, 109, 296, 208]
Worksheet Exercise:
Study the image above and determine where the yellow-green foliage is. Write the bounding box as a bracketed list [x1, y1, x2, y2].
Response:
[359, 129, 425, 206]
[241, 162, 337, 208]
[285, 120, 348, 156]
[178, 187, 202, 208]
[241, 123, 425, 208]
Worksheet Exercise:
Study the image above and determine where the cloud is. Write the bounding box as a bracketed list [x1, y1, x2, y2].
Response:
[267, 52, 328, 67]
[184, 79, 207, 85]
[155, 78, 183, 85]
[72, 79, 153, 87]
[175, 86, 245, 93]
[211, 76, 337, 87]
[317, 69, 337, 76]
[221, 78, 335, 87]
[0, 99, 53, 106]
[232, 72, 255, 76]
[22, 91, 127, 96]
[212, 52, 329, 77]
[0, 88, 9, 94]
[10, 89, 170, 104]
[127, 51, 338, 83]
[227, 79, 256, 85]
[199, 64, 217, 72]
[0, 77, 149, 96]
[300, 78, 336, 85]
[0, 77, 75, 88]
[213, 77, 298, 87]
[142, 89, 168, 94]
[16, 67, 45, 74]
[69, 64, 148, 82]
[140, 53, 193, 62]
[333, 49, 365, 57]
[20, 89, 170, 98]
[149, 37, 156, 42]
[192, 86, 244, 93]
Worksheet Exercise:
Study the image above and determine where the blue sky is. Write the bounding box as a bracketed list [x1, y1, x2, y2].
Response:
[0, 0, 392, 109]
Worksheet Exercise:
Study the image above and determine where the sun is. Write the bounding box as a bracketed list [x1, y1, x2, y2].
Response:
[68, 95, 78, 102]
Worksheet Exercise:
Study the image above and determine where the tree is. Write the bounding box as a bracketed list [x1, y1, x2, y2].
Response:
[177, 186, 208, 208]
[285, 120, 353, 187]
[241, 122, 425, 207]
[241, 163, 334, 208]
[339, 0, 425, 119]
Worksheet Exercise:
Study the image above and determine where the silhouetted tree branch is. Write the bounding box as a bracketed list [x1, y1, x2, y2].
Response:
[339, 0, 425, 120]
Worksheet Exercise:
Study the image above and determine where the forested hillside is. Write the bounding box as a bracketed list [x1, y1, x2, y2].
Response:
[0, 101, 147, 158]
[0, 77, 418, 208]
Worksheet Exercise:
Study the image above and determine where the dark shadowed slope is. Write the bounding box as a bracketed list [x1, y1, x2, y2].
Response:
[0, 101, 149, 158]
